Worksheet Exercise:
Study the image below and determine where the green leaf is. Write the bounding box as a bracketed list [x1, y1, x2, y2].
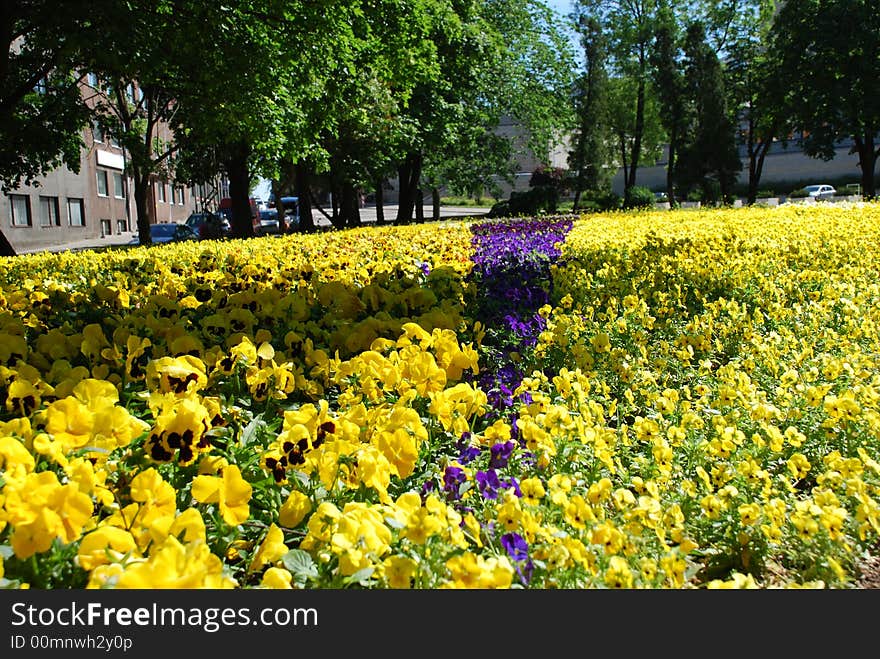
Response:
[240, 415, 266, 446]
[384, 515, 405, 529]
[281, 549, 319, 581]
[344, 567, 375, 586]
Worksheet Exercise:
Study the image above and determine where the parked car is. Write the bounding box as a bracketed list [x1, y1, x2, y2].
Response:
[259, 208, 281, 235]
[218, 197, 263, 235]
[278, 196, 300, 230]
[803, 184, 836, 200]
[185, 212, 230, 239]
[129, 222, 198, 245]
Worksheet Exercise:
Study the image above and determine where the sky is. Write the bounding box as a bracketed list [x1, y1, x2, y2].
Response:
[545, 0, 574, 19]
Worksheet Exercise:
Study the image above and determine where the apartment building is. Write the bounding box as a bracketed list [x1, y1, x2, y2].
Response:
[2, 79, 198, 255]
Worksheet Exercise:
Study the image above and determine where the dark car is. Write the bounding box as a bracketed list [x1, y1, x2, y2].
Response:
[259, 208, 281, 235]
[129, 222, 198, 245]
[278, 196, 300, 230]
[185, 212, 230, 239]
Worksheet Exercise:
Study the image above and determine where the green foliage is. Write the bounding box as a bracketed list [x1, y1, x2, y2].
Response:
[623, 185, 655, 209]
[569, 13, 613, 198]
[585, 189, 623, 211]
[768, 0, 880, 196]
[488, 185, 561, 218]
[0, 1, 94, 193]
[675, 21, 741, 202]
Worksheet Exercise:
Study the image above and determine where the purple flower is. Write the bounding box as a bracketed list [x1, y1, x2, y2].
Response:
[442, 466, 467, 500]
[502, 476, 522, 498]
[456, 433, 482, 464]
[501, 532, 534, 585]
[501, 532, 529, 562]
[489, 441, 515, 469]
[475, 469, 502, 500]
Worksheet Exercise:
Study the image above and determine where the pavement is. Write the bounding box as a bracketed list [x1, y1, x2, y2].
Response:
[21, 204, 491, 255]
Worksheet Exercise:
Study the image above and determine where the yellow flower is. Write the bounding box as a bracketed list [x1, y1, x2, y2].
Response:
[77, 526, 139, 571]
[250, 524, 288, 573]
[444, 552, 513, 589]
[604, 555, 634, 588]
[787, 453, 812, 480]
[520, 477, 546, 505]
[4, 471, 94, 558]
[261, 567, 294, 589]
[113, 537, 235, 589]
[383, 555, 418, 589]
[279, 490, 313, 528]
[191, 464, 252, 526]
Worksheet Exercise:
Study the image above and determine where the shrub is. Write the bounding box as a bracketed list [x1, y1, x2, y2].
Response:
[488, 186, 560, 218]
[623, 185, 655, 210]
[578, 189, 622, 212]
[790, 187, 809, 198]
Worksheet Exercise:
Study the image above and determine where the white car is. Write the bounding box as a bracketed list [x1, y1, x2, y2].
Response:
[803, 184, 836, 200]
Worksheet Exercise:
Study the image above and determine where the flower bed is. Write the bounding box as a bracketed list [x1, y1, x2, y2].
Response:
[0, 204, 878, 589]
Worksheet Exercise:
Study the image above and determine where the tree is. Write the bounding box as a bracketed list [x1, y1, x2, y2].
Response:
[769, 0, 880, 198]
[724, 0, 790, 205]
[649, 3, 688, 206]
[676, 21, 741, 204]
[395, 0, 575, 224]
[576, 0, 661, 202]
[605, 75, 664, 195]
[569, 13, 613, 210]
[0, 0, 95, 255]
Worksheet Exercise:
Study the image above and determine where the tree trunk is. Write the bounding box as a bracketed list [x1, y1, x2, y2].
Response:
[627, 75, 646, 191]
[272, 178, 286, 232]
[133, 173, 152, 244]
[226, 142, 254, 239]
[328, 179, 344, 230]
[415, 187, 424, 223]
[747, 139, 771, 206]
[375, 179, 385, 225]
[339, 182, 361, 228]
[666, 135, 677, 207]
[854, 134, 877, 199]
[294, 160, 314, 233]
[618, 132, 630, 201]
[432, 187, 440, 221]
[0, 230, 16, 257]
[396, 152, 421, 224]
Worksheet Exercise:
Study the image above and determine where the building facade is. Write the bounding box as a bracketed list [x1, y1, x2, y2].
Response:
[2, 80, 199, 255]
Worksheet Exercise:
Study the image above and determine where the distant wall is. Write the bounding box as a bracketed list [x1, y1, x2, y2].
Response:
[613, 143, 867, 195]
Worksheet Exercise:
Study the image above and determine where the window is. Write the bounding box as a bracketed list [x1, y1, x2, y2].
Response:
[93, 123, 104, 143]
[87, 72, 98, 88]
[126, 83, 135, 104]
[97, 170, 108, 196]
[170, 185, 177, 205]
[67, 198, 85, 226]
[157, 182, 166, 202]
[177, 186, 185, 205]
[100, 219, 112, 237]
[10, 195, 32, 227]
[113, 172, 125, 198]
[109, 134, 120, 148]
[39, 196, 60, 227]
[116, 218, 128, 234]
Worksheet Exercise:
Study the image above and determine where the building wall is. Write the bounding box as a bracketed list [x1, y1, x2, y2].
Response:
[1, 81, 197, 254]
[611, 142, 868, 196]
